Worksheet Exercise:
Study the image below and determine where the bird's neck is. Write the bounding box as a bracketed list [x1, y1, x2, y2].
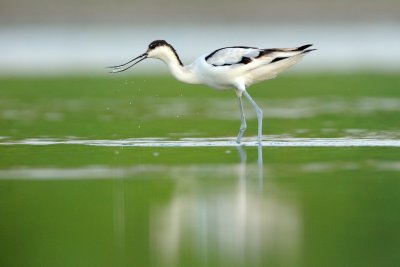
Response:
[159, 48, 200, 85]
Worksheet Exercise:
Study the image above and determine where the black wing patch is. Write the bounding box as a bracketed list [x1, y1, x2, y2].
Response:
[297, 44, 313, 51]
[238, 57, 252, 64]
[211, 56, 253, 67]
[270, 57, 289, 63]
[205, 46, 257, 62]
[255, 49, 274, 58]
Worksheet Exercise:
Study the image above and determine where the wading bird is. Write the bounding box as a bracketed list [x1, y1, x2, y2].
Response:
[109, 40, 315, 145]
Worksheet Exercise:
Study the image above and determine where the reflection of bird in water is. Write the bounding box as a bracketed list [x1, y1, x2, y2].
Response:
[236, 145, 263, 190]
[149, 145, 300, 266]
[109, 40, 315, 144]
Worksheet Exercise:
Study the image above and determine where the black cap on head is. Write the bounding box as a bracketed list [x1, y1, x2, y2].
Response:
[148, 40, 169, 50]
[146, 40, 183, 66]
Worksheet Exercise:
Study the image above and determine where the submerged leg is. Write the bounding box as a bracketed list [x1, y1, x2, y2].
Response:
[236, 95, 247, 144]
[243, 91, 263, 145]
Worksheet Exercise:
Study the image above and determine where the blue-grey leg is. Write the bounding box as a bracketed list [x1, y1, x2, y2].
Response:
[236, 95, 247, 144]
[243, 91, 263, 145]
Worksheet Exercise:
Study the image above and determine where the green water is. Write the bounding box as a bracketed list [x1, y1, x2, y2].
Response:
[1, 74, 400, 267]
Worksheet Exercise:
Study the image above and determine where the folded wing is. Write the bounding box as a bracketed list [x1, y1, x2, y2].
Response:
[205, 44, 314, 67]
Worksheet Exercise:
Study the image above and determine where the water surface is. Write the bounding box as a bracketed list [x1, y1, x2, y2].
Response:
[1, 75, 399, 266]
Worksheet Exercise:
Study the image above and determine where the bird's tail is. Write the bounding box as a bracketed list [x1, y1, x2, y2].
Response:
[296, 44, 316, 54]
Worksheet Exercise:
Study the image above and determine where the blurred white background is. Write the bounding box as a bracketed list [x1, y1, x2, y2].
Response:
[1, 0, 399, 75]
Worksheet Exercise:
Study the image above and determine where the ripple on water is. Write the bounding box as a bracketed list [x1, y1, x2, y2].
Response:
[0, 136, 399, 147]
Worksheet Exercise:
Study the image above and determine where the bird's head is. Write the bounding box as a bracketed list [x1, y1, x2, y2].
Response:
[146, 40, 172, 59]
[109, 40, 179, 73]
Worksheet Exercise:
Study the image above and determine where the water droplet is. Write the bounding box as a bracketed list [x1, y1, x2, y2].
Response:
[153, 152, 160, 157]
[225, 150, 231, 154]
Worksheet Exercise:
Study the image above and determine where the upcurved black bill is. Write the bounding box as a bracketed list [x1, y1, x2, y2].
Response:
[108, 53, 147, 73]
